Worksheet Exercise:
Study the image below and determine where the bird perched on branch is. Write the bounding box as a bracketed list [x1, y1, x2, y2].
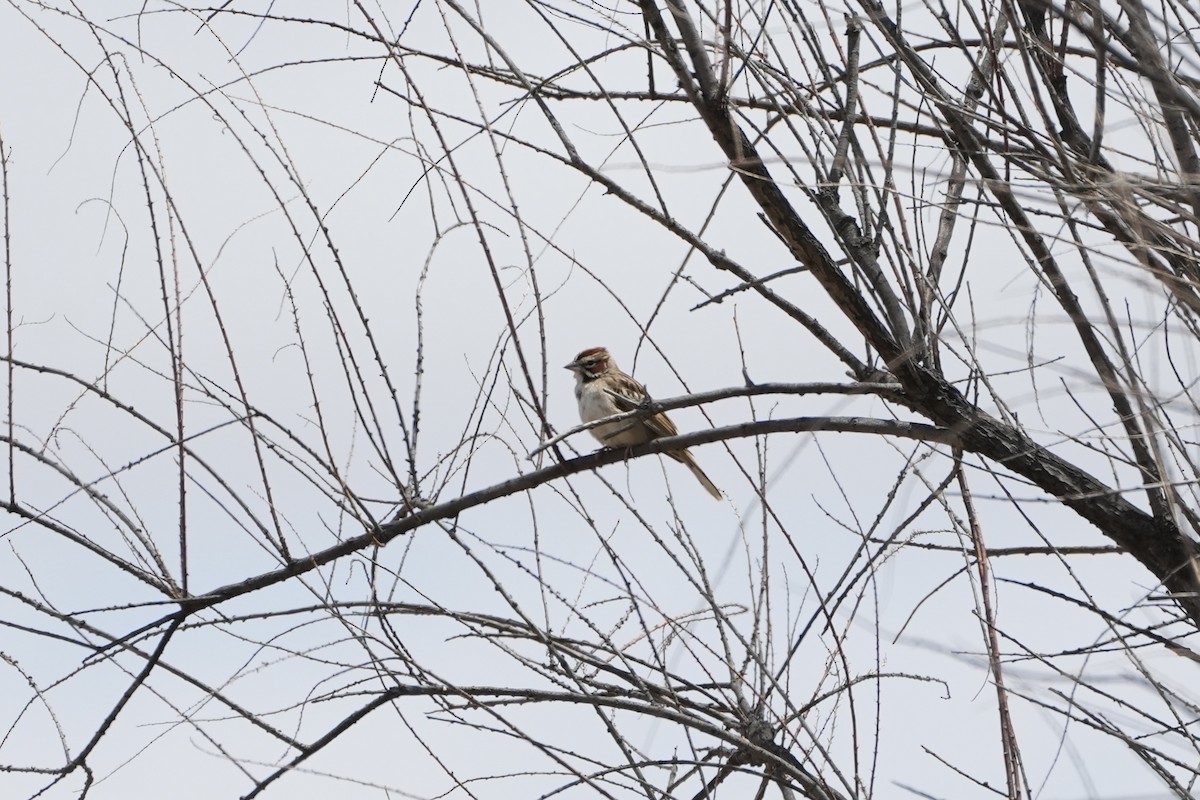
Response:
[565, 346, 722, 499]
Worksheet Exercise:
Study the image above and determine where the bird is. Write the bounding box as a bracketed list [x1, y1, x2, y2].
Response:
[565, 346, 722, 499]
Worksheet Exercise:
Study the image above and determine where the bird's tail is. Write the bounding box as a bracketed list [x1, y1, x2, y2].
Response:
[671, 449, 722, 500]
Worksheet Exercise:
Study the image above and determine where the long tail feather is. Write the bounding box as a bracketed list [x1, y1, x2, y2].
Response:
[671, 449, 722, 499]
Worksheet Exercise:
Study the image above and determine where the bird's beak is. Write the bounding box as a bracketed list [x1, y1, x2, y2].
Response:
[564, 359, 578, 370]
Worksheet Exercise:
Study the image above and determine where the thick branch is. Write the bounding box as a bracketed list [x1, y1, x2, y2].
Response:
[905, 363, 1200, 623]
[638, 0, 908, 371]
[634, 0, 1200, 626]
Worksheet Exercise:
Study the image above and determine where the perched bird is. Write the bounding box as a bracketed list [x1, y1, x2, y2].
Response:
[565, 346, 722, 499]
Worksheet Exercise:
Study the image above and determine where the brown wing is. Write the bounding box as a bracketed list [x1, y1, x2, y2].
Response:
[604, 374, 679, 441]
[644, 410, 679, 440]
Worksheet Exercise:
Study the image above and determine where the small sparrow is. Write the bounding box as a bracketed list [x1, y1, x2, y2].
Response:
[565, 346, 722, 499]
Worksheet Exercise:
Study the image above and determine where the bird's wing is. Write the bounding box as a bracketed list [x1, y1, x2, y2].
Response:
[604, 377, 679, 439]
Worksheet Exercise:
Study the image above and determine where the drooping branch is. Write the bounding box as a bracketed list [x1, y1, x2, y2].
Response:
[102, 411, 956, 650]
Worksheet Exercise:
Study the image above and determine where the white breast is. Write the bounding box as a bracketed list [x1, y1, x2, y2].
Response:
[576, 380, 648, 448]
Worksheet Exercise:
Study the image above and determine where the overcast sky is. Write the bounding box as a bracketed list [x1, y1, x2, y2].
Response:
[0, 2, 1191, 799]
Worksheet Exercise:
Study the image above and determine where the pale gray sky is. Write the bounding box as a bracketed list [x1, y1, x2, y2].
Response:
[0, 2, 1190, 799]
